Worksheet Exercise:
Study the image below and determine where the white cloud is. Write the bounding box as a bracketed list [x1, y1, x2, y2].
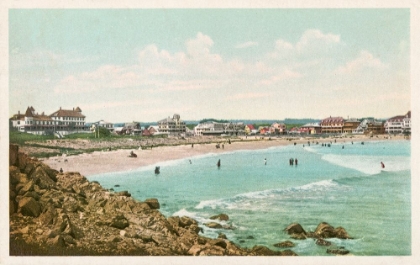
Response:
[235, 41, 259, 49]
[335, 50, 388, 74]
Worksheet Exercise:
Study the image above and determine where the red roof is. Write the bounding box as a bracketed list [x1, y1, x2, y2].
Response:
[246, 124, 255, 130]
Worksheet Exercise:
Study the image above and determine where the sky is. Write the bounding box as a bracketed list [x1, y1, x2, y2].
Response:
[8, 8, 410, 122]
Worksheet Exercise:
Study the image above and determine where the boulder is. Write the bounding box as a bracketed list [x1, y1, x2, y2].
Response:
[145, 198, 160, 209]
[205, 222, 223, 229]
[31, 166, 56, 189]
[208, 238, 227, 249]
[179, 216, 197, 228]
[18, 197, 41, 217]
[115, 191, 131, 197]
[210, 213, 229, 221]
[327, 247, 350, 255]
[314, 222, 336, 238]
[314, 222, 352, 239]
[274, 240, 295, 248]
[315, 238, 332, 246]
[218, 233, 227, 239]
[250, 245, 284, 256]
[284, 223, 306, 235]
[335, 226, 352, 239]
[18, 180, 34, 195]
[110, 214, 129, 229]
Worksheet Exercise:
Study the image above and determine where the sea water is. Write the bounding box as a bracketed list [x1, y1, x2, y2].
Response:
[88, 140, 411, 256]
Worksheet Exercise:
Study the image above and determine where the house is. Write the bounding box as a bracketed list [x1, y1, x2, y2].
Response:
[365, 120, 385, 135]
[320, 116, 344, 134]
[342, 118, 361, 134]
[147, 126, 159, 135]
[259, 126, 270, 135]
[244, 124, 255, 135]
[10, 106, 87, 136]
[158, 114, 186, 136]
[194, 122, 226, 136]
[93, 120, 114, 133]
[270, 122, 287, 135]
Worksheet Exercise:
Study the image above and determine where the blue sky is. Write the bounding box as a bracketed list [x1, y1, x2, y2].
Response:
[9, 9, 410, 122]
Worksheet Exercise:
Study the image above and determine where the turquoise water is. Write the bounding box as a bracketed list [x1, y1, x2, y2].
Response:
[89, 140, 411, 256]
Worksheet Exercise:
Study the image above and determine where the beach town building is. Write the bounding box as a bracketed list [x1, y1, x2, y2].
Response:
[194, 121, 245, 136]
[366, 120, 385, 135]
[93, 120, 114, 133]
[402, 111, 411, 134]
[258, 126, 270, 135]
[158, 114, 186, 136]
[270, 122, 287, 135]
[244, 124, 256, 135]
[10, 106, 87, 136]
[299, 122, 322, 134]
[320, 116, 344, 134]
[384, 111, 410, 134]
[342, 118, 361, 134]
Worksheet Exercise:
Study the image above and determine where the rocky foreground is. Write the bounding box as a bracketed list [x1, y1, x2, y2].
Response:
[9, 144, 298, 256]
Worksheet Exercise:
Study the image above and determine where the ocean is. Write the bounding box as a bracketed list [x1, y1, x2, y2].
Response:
[88, 139, 411, 256]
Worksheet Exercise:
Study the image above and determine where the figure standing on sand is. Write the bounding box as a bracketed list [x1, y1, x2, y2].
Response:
[60, 168, 63, 173]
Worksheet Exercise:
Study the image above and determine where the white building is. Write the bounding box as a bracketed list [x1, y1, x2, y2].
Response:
[10, 106, 87, 136]
[157, 114, 186, 136]
[384, 111, 410, 134]
[194, 121, 245, 136]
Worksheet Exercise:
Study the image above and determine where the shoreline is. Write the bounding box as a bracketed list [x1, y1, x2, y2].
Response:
[42, 135, 407, 177]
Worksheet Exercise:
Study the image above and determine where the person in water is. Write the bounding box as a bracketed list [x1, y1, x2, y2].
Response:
[264, 158, 267, 165]
[381, 162, 385, 169]
[295, 158, 298, 166]
[217, 159, 221, 168]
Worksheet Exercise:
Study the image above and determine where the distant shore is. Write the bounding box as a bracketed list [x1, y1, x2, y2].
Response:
[41, 134, 407, 177]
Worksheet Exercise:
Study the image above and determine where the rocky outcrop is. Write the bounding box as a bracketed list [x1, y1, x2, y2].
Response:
[284, 223, 307, 239]
[284, 222, 353, 255]
[210, 213, 229, 221]
[274, 240, 295, 248]
[313, 222, 353, 239]
[9, 144, 296, 256]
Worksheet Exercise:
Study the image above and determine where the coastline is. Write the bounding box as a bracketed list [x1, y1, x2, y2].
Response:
[42, 135, 406, 177]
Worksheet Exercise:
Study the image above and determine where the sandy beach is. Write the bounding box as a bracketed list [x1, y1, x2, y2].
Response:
[41, 135, 405, 177]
